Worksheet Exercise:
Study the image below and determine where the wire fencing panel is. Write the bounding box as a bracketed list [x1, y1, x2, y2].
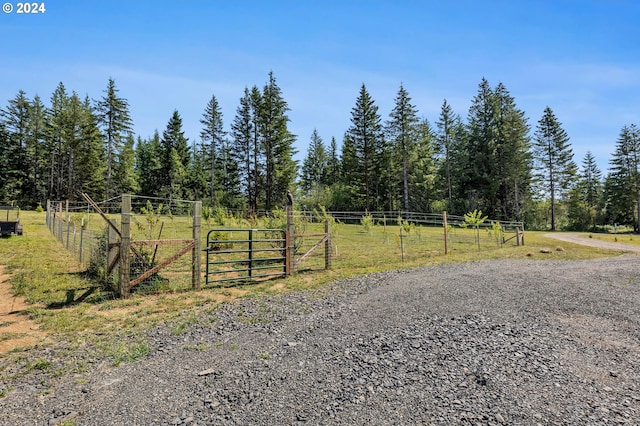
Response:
[46, 201, 105, 270]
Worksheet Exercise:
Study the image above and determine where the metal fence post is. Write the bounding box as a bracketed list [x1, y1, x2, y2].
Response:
[192, 201, 202, 290]
[119, 194, 131, 298]
[79, 218, 84, 264]
[248, 229, 254, 278]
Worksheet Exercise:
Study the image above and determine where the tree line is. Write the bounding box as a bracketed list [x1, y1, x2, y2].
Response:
[1, 73, 639, 231]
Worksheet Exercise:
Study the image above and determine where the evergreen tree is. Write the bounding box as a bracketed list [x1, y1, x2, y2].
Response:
[408, 118, 437, 212]
[250, 86, 263, 211]
[326, 136, 340, 185]
[347, 84, 384, 211]
[464, 78, 498, 215]
[435, 99, 468, 211]
[0, 123, 16, 201]
[75, 96, 106, 201]
[215, 138, 242, 208]
[200, 94, 226, 206]
[338, 133, 361, 210]
[579, 151, 603, 207]
[114, 133, 138, 195]
[160, 110, 190, 199]
[533, 106, 577, 230]
[607, 124, 640, 231]
[493, 83, 531, 220]
[567, 151, 603, 230]
[27, 95, 48, 205]
[301, 129, 327, 192]
[0, 90, 30, 203]
[260, 72, 297, 210]
[96, 78, 133, 200]
[62, 92, 83, 201]
[300, 129, 329, 210]
[230, 88, 255, 210]
[136, 132, 163, 197]
[386, 84, 420, 213]
[46, 82, 69, 200]
[464, 79, 532, 219]
[186, 141, 209, 201]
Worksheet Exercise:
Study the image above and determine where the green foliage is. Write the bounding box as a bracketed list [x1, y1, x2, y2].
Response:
[398, 216, 411, 235]
[464, 209, 488, 249]
[488, 221, 503, 247]
[464, 209, 488, 226]
[201, 205, 213, 225]
[533, 106, 577, 230]
[107, 339, 150, 366]
[361, 213, 374, 233]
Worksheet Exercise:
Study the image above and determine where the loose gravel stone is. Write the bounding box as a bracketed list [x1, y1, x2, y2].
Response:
[1, 256, 640, 425]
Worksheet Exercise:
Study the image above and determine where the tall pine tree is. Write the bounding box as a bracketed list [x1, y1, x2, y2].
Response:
[607, 124, 640, 231]
[96, 78, 133, 200]
[386, 84, 420, 213]
[346, 84, 384, 211]
[260, 72, 297, 210]
[533, 106, 576, 231]
[200, 94, 226, 206]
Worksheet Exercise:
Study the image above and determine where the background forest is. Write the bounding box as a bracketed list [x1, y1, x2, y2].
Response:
[1, 72, 639, 232]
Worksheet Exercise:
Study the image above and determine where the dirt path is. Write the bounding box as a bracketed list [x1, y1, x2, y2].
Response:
[0, 266, 48, 353]
[544, 232, 640, 253]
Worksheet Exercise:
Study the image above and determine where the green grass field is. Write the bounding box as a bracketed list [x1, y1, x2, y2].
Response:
[0, 210, 627, 355]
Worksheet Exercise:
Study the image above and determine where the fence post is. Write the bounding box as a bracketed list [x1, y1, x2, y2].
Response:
[46, 200, 50, 227]
[119, 194, 131, 298]
[286, 205, 294, 275]
[57, 203, 63, 241]
[443, 211, 449, 255]
[399, 223, 405, 262]
[79, 218, 84, 264]
[248, 229, 254, 278]
[324, 220, 331, 270]
[65, 199, 71, 249]
[192, 201, 202, 290]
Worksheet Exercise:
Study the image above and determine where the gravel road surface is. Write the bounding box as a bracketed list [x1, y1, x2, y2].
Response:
[2, 256, 640, 425]
[544, 233, 640, 253]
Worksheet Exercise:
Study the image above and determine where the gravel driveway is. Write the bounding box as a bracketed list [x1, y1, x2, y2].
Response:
[544, 233, 640, 253]
[2, 255, 640, 425]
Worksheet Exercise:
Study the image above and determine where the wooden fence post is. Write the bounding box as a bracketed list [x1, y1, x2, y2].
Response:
[443, 211, 449, 255]
[324, 220, 331, 270]
[119, 194, 131, 298]
[286, 205, 294, 276]
[57, 202, 63, 241]
[65, 199, 71, 249]
[192, 201, 202, 290]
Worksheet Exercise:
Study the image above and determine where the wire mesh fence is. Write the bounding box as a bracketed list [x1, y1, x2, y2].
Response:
[46, 199, 524, 296]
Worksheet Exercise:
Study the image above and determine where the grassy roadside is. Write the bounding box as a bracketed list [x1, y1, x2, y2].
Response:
[0, 210, 627, 375]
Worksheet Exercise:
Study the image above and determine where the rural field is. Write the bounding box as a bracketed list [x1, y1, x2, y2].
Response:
[1, 210, 639, 425]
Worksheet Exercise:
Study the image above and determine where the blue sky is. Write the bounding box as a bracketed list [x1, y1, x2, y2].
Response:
[2, 0, 639, 173]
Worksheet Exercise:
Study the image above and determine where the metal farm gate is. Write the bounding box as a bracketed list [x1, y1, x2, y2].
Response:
[205, 228, 288, 286]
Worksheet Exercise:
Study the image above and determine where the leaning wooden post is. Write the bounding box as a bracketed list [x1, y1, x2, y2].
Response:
[443, 211, 449, 255]
[119, 194, 131, 298]
[324, 220, 331, 270]
[192, 201, 202, 290]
